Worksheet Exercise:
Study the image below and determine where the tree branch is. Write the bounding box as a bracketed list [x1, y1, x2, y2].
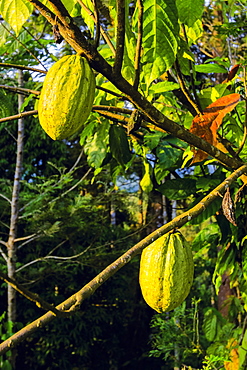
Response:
[0, 63, 46, 74]
[77, 0, 115, 54]
[0, 85, 40, 96]
[0, 164, 246, 354]
[92, 0, 100, 48]
[113, 0, 125, 75]
[0, 110, 38, 123]
[174, 60, 202, 116]
[0, 271, 70, 317]
[26, 0, 246, 170]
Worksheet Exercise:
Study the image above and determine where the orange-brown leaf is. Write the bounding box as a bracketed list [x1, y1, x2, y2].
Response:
[223, 64, 240, 83]
[189, 93, 240, 163]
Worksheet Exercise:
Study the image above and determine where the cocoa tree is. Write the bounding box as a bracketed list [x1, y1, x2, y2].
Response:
[1, 0, 247, 368]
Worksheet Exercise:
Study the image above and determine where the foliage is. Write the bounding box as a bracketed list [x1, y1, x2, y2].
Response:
[0, 0, 247, 369]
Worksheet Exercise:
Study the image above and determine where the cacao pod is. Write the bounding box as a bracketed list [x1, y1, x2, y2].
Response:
[139, 230, 194, 313]
[38, 54, 95, 140]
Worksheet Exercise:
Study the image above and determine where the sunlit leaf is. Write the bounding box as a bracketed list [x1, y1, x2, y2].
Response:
[0, 0, 33, 35]
[176, 0, 204, 27]
[189, 93, 240, 163]
[140, 0, 179, 86]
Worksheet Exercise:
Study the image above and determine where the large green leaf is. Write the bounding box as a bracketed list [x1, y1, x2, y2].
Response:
[176, 0, 204, 27]
[80, 0, 95, 37]
[0, 0, 33, 35]
[158, 178, 197, 199]
[109, 125, 132, 167]
[84, 121, 110, 168]
[195, 64, 228, 74]
[156, 141, 182, 170]
[140, 0, 179, 86]
[192, 223, 220, 252]
[189, 197, 222, 225]
[203, 307, 226, 342]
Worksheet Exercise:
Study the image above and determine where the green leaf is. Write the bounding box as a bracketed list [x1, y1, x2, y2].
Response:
[158, 178, 197, 199]
[0, 22, 11, 47]
[154, 165, 169, 185]
[185, 19, 203, 44]
[192, 223, 220, 252]
[203, 307, 226, 342]
[80, 0, 95, 36]
[155, 141, 182, 171]
[239, 328, 247, 368]
[84, 121, 110, 168]
[0, 0, 33, 35]
[109, 125, 132, 167]
[122, 0, 136, 83]
[198, 84, 230, 110]
[140, 0, 179, 86]
[80, 119, 98, 146]
[189, 197, 222, 225]
[144, 131, 164, 150]
[195, 64, 228, 74]
[176, 0, 204, 27]
[62, 0, 77, 14]
[196, 177, 222, 192]
[148, 81, 180, 94]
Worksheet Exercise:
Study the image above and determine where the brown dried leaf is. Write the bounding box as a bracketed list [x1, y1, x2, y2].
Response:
[223, 64, 241, 83]
[222, 188, 237, 226]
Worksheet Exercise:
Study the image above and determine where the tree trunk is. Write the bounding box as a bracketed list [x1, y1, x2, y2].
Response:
[7, 70, 25, 368]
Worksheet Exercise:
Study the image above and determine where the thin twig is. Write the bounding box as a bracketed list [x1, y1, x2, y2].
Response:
[0, 85, 40, 96]
[113, 0, 125, 75]
[0, 23, 47, 71]
[0, 110, 38, 123]
[49, 168, 92, 205]
[23, 26, 58, 62]
[77, 0, 116, 55]
[133, 0, 143, 90]
[92, 0, 100, 48]
[96, 85, 129, 100]
[17, 235, 41, 250]
[0, 63, 46, 74]
[14, 234, 37, 242]
[0, 271, 70, 317]
[0, 193, 11, 204]
[174, 60, 202, 116]
[93, 105, 132, 115]
[0, 247, 7, 262]
[16, 246, 92, 273]
[19, 161, 90, 214]
[181, 24, 202, 112]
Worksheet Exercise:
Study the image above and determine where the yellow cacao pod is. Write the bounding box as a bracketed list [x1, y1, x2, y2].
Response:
[139, 230, 194, 313]
[38, 54, 95, 140]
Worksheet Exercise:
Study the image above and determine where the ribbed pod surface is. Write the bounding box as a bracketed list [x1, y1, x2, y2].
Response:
[139, 230, 194, 313]
[38, 55, 95, 140]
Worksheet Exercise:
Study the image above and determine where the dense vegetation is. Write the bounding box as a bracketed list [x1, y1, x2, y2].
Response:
[0, 0, 247, 368]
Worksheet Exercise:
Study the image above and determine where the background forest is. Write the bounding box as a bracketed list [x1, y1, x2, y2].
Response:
[0, 0, 247, 369]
